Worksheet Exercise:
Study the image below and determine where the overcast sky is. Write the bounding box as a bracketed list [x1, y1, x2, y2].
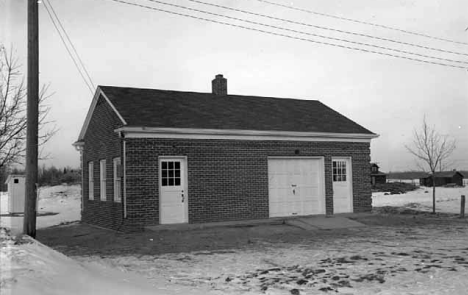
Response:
[1, 0, 468, 172]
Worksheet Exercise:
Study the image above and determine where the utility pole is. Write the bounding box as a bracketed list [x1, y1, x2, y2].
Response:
[24, 0, 39, 238]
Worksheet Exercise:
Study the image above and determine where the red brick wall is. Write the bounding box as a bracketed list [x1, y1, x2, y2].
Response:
[81, 95, 125, 230]
[124, 139, 372, 227]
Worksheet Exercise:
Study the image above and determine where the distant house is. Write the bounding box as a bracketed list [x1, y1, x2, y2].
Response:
[370, 163, 386, 185]
[419, 171, 464, 187]
[73, 74, 379, 231]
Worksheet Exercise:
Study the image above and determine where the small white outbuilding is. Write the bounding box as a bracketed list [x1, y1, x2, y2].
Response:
[5, 174, 26, 214]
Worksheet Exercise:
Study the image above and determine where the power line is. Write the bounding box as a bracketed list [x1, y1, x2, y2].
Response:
[45, 0, 95, 89]
[251, 0, 468, 46]
[104, 0, 467, 69]
[42, 1, 95, 94]
[185, 0, 468, 57]
[141, 0, 468, 65]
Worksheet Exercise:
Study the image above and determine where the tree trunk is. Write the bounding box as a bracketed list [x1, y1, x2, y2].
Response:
[432, 173, 436, 214]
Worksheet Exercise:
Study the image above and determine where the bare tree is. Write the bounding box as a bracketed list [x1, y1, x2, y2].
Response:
[0, 46, 56, 170]
[406, 117, 456, 213]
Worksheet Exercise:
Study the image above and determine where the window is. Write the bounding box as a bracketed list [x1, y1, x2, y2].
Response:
[100, 159, 106, 201]
[88, 162, 94, 200]
[14, 179, 19, 184]
[333, 160, 347, 182]
[161, 161, 181, 186]
[113, 157, 122, 202]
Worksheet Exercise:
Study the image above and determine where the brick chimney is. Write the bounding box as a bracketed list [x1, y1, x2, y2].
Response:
[212, 74, 227, 96]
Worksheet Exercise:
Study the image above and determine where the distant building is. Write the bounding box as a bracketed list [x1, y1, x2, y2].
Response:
[419, 171, 464, 187]
[370, 163, 386, 185]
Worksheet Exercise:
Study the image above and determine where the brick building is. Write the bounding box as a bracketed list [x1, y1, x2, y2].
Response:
[74, 75, 378, 231]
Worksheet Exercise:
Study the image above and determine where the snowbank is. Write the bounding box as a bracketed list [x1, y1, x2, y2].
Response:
[0, 228, 210, 295]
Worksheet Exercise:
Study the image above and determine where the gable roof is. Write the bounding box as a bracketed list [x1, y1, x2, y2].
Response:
[105, 86, 374, 131]
[77, 85, 378, 142]
[5, 174, 25, 185]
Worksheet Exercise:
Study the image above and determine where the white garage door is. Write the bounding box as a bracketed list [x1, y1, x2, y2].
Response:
[268, 158, 325, 217]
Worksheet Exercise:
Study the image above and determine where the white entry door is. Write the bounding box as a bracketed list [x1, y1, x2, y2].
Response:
[332, 158, 353, 213]
[268, 158, 325, 217]
[159, 157, 188, 224]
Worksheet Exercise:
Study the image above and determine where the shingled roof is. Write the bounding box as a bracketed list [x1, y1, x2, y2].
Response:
[98, 85, 375, 135]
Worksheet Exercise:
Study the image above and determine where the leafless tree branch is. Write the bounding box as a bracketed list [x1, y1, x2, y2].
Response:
[0, 46, 57, 169]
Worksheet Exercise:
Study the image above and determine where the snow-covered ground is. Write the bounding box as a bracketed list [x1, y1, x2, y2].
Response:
[75, 223, 468, 295]
[0, 185, 81, 234]
[2, 184, 468, 294]
[0, 228, 210, 295]
[386, 179, 420, 185]
[372, 185, 468, 214]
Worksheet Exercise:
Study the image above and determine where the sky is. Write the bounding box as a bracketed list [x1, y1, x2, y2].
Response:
[1, 0, 468, 172]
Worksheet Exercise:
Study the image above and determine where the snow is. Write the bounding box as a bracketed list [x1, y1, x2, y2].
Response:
[0, 185, 81, 234]
[1, 184, 468, 294]
[372, 186, 468, 214]
[387, 179, 420, 185]
[0, 228, 211, 295]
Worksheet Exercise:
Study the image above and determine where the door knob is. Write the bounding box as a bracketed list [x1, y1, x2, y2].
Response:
[181, 191, 185, 203]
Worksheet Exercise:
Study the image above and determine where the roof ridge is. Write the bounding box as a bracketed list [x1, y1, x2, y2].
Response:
[98, 85, 321, 103]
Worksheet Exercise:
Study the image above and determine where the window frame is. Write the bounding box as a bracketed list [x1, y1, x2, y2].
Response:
[160, 160, 182, 187]
[113, 157, 121, 202]
[88, 161, 94, 200]
[100, 159, 106, 201]
[333, 160, 347, 182]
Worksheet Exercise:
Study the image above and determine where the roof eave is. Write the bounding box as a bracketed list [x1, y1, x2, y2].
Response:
[115, 127, 379, 142]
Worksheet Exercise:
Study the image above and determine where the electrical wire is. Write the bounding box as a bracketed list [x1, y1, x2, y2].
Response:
[104, 0, 467, 69]
[251, 0, 468, 46]
[184, 0, 468, 57]
[45, 0, 95, 89]
[42, 1, 95, 94]
[140, 0, 468, 65]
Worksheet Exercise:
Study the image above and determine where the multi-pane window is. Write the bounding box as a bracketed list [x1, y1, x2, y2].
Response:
[100, 159, 106, 201]
[113, 157, 121, 202]
[161, 161, 181, 186]
[88, 162, 94, 200]
[333, 161, 347, 182]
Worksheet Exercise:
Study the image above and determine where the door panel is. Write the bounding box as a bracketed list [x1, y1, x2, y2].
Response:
[160, 158, 187, 224]
[268, 158, 325, 217]
[332, 158, 353, 213]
